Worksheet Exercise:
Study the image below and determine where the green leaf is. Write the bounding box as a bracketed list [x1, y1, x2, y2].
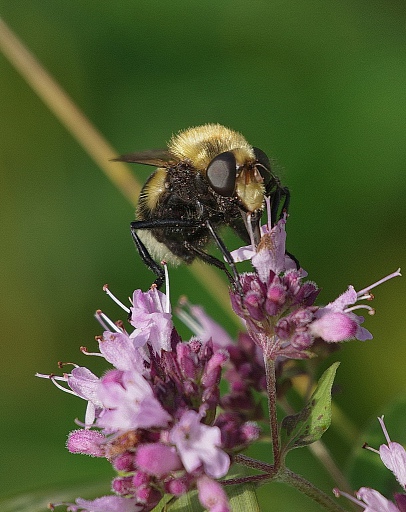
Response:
[0, 479, 111, 512]
[151, 471, 260, 512]
[280, 362, 340, 453]
[0, 476, 260, 512]
[166, 482, 260, 512]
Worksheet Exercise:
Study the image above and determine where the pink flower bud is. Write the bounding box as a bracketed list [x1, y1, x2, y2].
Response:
[67, 429, 105, 457]
[197, 475, 230, 512]
[310, 311, 358, 342]
[135, 443, 182, 477]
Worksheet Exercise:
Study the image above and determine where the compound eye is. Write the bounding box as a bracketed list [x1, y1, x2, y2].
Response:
[253, 147, 271, 184]
[206, 151, 237, 197]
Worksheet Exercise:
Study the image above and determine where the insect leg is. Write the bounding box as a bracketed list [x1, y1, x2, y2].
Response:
[183, 241, 235, 284]
[130, 222, 165, 288]
[131, 218, 203, 288]
[204, 220, 242, 291]
[131, 218, 241, 291]
[279, 186, 290, 217]
[268, 186, 290, 226]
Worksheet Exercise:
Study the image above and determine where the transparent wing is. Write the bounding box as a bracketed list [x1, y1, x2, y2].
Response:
[111, 149, 178, 167]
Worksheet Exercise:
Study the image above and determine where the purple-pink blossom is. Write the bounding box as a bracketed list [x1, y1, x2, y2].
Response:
[135, 443, 182, 476]
[67, 429, 105, 457]
[37, 207, 401, 512]
[229, 215, 400, 359]
[170, 409, 230, 479]
[334, 487, 401, 512]
[129, 287, 173, 354]
[66, 495, 143, 512]
[197, 475, 231, 512]
[96, 369, 172, 431]
[40, 285, 256, 512]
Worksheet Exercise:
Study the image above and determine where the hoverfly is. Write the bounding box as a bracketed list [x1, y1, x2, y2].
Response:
[114, 124, 289, 287]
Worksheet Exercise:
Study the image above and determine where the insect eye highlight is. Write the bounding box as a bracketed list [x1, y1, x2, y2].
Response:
[206, 151, 237, 197]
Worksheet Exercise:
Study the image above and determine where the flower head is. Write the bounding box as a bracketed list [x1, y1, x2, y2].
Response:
[230, 215, 400, 360]
[38, 207, 400, 512]
[41, 285, 257, 512]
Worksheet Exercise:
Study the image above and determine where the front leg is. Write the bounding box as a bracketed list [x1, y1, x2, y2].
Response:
[130, 222, 165, 288]
[131, 218, 203, 288]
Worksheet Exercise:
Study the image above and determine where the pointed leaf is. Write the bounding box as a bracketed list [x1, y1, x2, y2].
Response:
[163, 471, 260, 512]
[280, 362, 340, 453]
[0, 480, 111, 512]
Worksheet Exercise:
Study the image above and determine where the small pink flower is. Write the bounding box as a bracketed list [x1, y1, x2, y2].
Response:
[135, 443, 182, 477]
[357, 487, 400, 512]
[170, 410, 230, 479]
[98, 331, 147, 371]
[130, 287, 173, 354]
[310, 286, 372, 342]
[96, 370, 171, 430]
[334, 487, 401, 512]
[309, 310, 364, 342]
[197, 475, 230, 512]
[68, 495, 143, 512]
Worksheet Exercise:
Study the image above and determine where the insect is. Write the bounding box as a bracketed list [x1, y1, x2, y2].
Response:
[114, 124, 289, 288]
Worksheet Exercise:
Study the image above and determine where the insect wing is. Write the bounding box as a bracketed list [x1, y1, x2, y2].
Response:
[112, 149, 177, 167]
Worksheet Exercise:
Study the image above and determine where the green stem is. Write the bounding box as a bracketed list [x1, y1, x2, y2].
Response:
[234, 453, 274, 473]
[278, 468, 348, 512]
[264, 356, 280, 467]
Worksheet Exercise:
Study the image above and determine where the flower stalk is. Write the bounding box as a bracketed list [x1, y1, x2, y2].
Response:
[280, 469, 348, 512]
[264, 356, 281, 468]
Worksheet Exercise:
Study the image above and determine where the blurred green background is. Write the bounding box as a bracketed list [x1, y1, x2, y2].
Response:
[1, 1, 405, 510]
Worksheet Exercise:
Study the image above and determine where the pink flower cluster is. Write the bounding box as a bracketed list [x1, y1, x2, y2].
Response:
[230, 216, 399, 360]
[38, 286, 259, 512]
[37, 211, 400, 511]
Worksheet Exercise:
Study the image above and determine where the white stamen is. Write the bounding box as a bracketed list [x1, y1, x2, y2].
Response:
[356, 293, 373, 301]
[364, 416, 391, 455]
[163, 261, 170, 313]
[345, 304, 375, 315]
[103, 284, 131, 313]
[46, 375, 78, 396]
[36, 372, 57, 379]
[246, 212, 256, 249]
[357, 268, 401, 297]
[176, 307, 203, 336]
[265, 196, 272, 232]
[80, 347, 104, 357]
[378, 415, 392, 445]
[332, 488, 364, 508]
[94, 310, 122, 333]
[94, 311, 110, 331]
[364, 444, 380, 454]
